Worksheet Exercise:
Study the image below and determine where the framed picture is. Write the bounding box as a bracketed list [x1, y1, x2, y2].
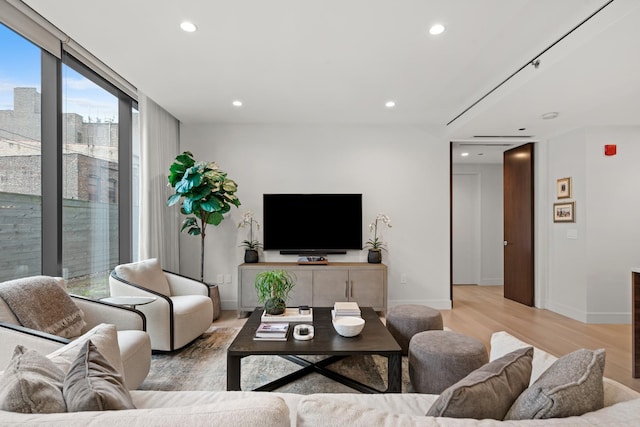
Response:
[553, 202, 575, 223]
[556, 177, 572, 199]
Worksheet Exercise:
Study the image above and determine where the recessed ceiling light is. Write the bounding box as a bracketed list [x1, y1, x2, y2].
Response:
[461, 152, 469, 157]
[180, 21, 197, 32]
[541, 112, 559, 120]
[385, 101, 396, 108]
[429, 24, 445, 35]
[232, 100, 243, 107]
[518, 127, 526, 131]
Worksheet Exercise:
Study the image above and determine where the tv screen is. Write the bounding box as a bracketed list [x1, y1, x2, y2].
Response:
[263, 194, 362, 254]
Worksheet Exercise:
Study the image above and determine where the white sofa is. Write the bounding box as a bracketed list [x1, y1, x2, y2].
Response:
[1, 331, 639, 426]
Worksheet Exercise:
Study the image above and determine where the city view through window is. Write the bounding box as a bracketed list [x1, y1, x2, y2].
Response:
[1, 24, 138, 297]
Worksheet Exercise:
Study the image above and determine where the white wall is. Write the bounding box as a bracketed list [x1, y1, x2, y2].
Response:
[453, 163, 504, 285]
[179, 124, 451, 310]
[545, 126, 640, 323]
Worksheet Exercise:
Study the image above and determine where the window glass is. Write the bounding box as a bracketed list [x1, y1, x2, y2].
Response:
[132, 104, 140, 261]
[62, 64, 118, 297]
[0, 24, 42, 280]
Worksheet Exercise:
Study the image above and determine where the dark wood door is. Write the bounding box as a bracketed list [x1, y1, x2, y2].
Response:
[503, 143, 534, 306]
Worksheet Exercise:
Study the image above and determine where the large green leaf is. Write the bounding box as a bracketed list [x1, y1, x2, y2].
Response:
[222, 179, 237, 192]
[166, 193, 182, 207]
[175, 152, 195, 167]
[207, 211, 224, 225]
[182, 198, 194, 214]
[181, 217, 197, 232]
[200, 197, 221, 213]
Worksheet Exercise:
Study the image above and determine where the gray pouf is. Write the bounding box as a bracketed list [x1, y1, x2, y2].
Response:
[386, 304, 443, 355]
[409, 330, 488, 394]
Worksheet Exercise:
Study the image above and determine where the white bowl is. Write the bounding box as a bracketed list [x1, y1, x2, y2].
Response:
[333, 316, 365, 337]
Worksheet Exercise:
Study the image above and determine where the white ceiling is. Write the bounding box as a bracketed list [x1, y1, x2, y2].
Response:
[22, 0, 640, 163]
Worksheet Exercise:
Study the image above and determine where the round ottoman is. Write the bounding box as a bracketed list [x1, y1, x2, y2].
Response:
[386, 304, 443, 355]
[409, 330, 488, 394]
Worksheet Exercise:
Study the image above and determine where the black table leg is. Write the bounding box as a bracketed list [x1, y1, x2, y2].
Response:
[227, 353, 242, 390]
[386, 352, 402, 393]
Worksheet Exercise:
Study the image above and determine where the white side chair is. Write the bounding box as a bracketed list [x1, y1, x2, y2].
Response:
[109, 258, 213, 351]
[0, 276, 151, 389]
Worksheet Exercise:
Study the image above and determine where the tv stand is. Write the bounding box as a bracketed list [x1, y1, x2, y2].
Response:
[237, 262, 387, 314]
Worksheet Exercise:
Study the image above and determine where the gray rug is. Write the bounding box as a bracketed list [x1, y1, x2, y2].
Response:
[139, 325, 414, 393]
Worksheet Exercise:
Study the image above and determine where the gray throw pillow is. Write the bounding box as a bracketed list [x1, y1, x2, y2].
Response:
[0, 345, 67, 413]
[427, 346, 533, 420]
[505, 348, 605, 420]
[63, 340, 135, 412]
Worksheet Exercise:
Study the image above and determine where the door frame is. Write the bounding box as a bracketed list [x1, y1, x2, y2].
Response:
[449, 141, 536, 305]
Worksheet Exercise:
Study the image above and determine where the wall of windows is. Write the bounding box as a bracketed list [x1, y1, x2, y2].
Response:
[0, 24, 42, 281]
[0, 22, 137, 297]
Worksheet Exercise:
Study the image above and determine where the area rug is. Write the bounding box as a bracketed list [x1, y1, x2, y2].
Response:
[139, 325, 414, 393]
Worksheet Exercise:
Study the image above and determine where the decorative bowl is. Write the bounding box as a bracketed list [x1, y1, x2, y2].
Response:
[332, 316, 365, 337]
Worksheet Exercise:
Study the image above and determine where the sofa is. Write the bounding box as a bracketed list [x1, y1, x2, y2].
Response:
[1, 331, 639, 426]
[0, 276, 151, 389]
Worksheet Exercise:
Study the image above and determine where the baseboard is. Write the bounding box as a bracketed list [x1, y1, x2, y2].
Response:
[479, 278, 503, 286]
[585, 312, 631, 324]
[221, 299, 238, 311]
[546, 301, 631, 324]
[388, 299, 452, 310]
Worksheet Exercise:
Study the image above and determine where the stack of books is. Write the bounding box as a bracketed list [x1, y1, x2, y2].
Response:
[332, 301, 361, 319]
[253, 322, 290, 341]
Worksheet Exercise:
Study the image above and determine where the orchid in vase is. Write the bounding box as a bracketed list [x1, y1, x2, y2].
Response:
[238, 211, 262, 262]
[365, 213, 392, 263]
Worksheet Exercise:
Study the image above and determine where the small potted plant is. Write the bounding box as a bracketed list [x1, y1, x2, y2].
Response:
[365, 213, 392, 263]
[238, 211, 262, 263]
[254, 270, 296, 315]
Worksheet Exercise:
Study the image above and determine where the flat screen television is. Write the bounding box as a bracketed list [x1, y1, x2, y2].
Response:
[263, 193, 362, 255]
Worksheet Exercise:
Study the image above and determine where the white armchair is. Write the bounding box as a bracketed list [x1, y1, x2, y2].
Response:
[0, 276, 151, 389]
[109, 258, 213, 351]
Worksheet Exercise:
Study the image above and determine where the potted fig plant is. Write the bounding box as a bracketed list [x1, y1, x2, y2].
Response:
[365, 213, 392, 263]
[254, 270, 296, 315]
[167, 151, 241, 282]
[238, 211, 262, 263]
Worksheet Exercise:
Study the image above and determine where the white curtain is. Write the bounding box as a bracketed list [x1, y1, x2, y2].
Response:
[138, 93, 180, 271]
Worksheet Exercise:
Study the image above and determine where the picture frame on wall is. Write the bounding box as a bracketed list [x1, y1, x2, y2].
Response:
[553, 202, 575, 223]
[556, 177, 572, 199]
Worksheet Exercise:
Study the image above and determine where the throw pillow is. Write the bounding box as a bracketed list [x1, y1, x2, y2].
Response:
[114, 258, 171, 296]
[63, 340, 135, 412]
[426, 346, 533, 420]
[505, 348, 605, 420]
[0, 345, 66, 413]
[47, 323, 125, 379]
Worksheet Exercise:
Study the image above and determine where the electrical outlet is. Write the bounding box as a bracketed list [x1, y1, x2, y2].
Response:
[224, 274, 232, 283]
[216, 274, 224, 284]
[400, 274, 407, 284]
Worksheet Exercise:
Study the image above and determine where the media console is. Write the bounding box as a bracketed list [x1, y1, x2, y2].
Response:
[237, 262, 387, 315]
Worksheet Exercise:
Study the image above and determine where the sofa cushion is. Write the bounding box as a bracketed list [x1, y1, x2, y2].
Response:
[427, 346, 533, 420]
[63, 340, 135, 412]
[115, 258, 171, 296]
[505, 348, 605, 420]
[47, 323, 125, 379]
[0, 345, 66, 413]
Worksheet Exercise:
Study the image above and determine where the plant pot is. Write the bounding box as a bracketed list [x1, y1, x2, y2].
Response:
[367, 249, 382, 264]
[244, 249, 259, 263]
[264, 297, 286, 315]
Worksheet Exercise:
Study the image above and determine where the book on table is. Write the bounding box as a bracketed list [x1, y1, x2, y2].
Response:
[333, 301, 361, 318]
[254, 322, 290, 341]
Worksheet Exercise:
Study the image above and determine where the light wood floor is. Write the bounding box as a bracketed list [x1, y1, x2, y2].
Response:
[216, 285, 640, 392]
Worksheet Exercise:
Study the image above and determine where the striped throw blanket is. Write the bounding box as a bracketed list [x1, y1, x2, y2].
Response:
[0, 275, 86, 338]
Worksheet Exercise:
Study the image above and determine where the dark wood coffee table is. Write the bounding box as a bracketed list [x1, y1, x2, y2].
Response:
[227, 307, 402, 393]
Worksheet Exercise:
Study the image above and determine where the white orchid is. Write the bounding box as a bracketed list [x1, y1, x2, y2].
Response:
[366, 213, 392, 250]
[238, 211, 262, 249]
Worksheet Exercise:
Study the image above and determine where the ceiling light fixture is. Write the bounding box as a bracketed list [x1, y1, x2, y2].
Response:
[541, 112, 559, 120]
[232, 100, 243, 107]
[429, 24, 445, 35]
[385, 101, 396, 108]
[461, 152, 469, 157]
[180, 21, 197, 33]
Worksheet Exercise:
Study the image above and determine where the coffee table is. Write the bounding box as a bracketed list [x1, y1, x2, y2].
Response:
[227, 307, 402, 393]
